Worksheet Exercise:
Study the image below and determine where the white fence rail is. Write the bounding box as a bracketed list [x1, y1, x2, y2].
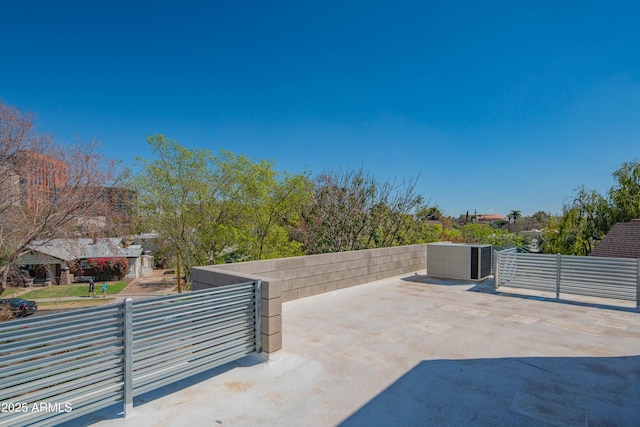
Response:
[495, 251, 640, 305]
[0, 282, 260, 427]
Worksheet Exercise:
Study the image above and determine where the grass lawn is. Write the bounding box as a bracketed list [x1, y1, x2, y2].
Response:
[0, 287, 28, 298]
[18, 281, 129, 299]
[37, 298, 115, 310]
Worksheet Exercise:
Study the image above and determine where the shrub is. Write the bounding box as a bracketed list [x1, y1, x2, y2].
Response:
[87, 257, 128, 280]
[0, 305, 15, 321]
[460, 223, 524, 247]
[441, 228, 463, 243]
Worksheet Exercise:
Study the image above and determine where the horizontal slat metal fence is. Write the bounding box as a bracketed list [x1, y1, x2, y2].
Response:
[0, 304, 125, 427]
[560, 255, 637, 301]
[496, 252, 558, 293]
[496, 250, 640, 305]
[131, 282, 259, 396]
[0, 281, 260, 426]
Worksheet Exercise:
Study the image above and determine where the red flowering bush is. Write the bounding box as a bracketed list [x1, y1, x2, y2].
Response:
[87, 257, 128, 280]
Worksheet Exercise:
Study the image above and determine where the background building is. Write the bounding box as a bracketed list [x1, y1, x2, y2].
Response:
[12, 150, 68, 211]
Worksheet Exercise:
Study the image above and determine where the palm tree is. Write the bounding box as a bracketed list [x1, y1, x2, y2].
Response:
[508, 209, 522, 223]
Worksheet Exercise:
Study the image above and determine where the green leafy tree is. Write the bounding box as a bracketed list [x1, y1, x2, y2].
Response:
[232, 154, 313, 260]
[441, 227, 463, 243]
[423, 223, 445, 242]
[461, 223, 524, 247]
[542, 160, 640, 255]
[541, 187, 612, 255]
[399, 205, 446, 244]
[131, 136, 311, 283]
[609, 160, 640, 223]
[131, 135, 225, 283]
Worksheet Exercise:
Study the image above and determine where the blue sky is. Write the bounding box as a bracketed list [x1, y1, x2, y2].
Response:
[2, 1, 639, 217]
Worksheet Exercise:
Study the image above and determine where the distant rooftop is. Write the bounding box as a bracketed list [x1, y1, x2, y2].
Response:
[589, 219, 640, 258]
[476, 214, 505, 219]
[28, 238, 142, 261]
[475, 214, 506, 222]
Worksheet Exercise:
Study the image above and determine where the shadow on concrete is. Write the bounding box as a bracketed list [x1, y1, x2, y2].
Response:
[401, 274, 481, 287]
[60, 353, 268, 426]
[490, 289, 640, 314]
[402, 274, 640, 313]
[339, 355, 640, 427]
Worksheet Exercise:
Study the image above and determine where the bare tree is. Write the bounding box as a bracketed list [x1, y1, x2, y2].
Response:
[0, 101, 38, 217]
[301, 168, 375, 253]
[0, 100, 122, 293]
[300, 167, 424, 254]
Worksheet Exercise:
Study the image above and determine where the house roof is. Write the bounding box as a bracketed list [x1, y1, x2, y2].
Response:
[475, 214, 506, 222]
[122, 244, 144, 258]
[589, 219, 640, 259]
[28, 238, 143, 261]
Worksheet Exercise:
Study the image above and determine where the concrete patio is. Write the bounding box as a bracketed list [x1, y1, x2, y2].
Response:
[65, 271, 640, 426]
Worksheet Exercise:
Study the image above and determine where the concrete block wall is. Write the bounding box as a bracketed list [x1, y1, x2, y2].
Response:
[192, 244, 427, 353]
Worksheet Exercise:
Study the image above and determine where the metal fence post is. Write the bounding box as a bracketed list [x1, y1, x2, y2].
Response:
[123, 298, 133, 417]
[636, 258, 640, 308]
[494, 250, 499, 291]
[254, 280, 262, 353]
[556, 254, 561, 299]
